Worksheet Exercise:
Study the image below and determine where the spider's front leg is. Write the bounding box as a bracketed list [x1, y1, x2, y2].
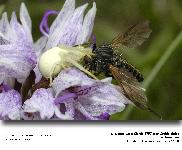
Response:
[67, 58, 98, 80]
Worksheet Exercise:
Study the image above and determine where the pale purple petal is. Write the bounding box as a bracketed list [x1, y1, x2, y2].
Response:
[0, 12, 10, 37]
[33, 64, 42, 84]
[0, 75, 5, 84]
[52, 68, 129, 120]
[34, 36, 47, 57]
[10, 11, 33, 45]
[78, 83, 128, 116]
[10, 12, 25, 43]
[0, 43, 36, 83]
[54, 84, 105, 120]
[20, 3, 32, 31]
[0, 12, 10, 45]
[22, 88, 72, 120]
[45, 0, 96, 49]
[0, 90, 22, 120]
[76, 2, 96, 44]
[0, 33, 9, 45]
[75, 102, 98, 120]
[46, 0, 75, 49]
[58, 3, 88, 46]
[0, 4, 36, 83]
[22, 88, 55, 120]
[49, 0, 75, 35]
[52, 67, 95, 97]
[65, 82, 128, 120]
[20, 3, 33, 43]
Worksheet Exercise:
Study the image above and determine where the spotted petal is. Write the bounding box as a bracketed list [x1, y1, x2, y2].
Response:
[49, 0, 75, 35]
[78, 83, 128, 117]
[22, 88, 72, 120]
[52, 67, 95, 97]
[57, 3, 88, 46]
[20, 3, 31, 30]
[10, 12, 31, 44]
[22, 88, 55, 120]
[0, 90, 22, 120]
[46, 0, 75, 49]
[53, 68, 130, 120]
[76, 2, 96, 44]
[0, 4, 36, 84]
[45, 0, 96, 49]
[20, 3, 33, 43]
[0, 12, 10, 39]
[0, 43, 36, 83]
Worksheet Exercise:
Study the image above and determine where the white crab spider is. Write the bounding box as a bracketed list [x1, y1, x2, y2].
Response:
[38, 45, 97, 83]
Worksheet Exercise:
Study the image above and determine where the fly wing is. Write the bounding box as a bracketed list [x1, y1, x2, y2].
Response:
[111, 21, 152, 48]
[109, 65, 148, 109]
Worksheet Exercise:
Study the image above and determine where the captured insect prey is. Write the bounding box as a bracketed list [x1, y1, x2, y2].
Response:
[84, 21, 151, 81]
[84, 21, 161, 119]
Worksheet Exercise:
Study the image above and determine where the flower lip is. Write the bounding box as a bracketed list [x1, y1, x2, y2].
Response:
[54, 83, 102, 105]
[22, 88, 56, 120]
[51, 68, 129, 120]
[39, 10, 59, 36]
[54, 92, 77, 105]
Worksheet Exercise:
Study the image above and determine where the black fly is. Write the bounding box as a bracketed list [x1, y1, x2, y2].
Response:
[84, 21, 152, 82]
[83, 21, 162, 119]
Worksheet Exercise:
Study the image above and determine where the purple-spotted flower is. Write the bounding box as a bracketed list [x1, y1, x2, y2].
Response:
[52, 68, 130, 120]
[22, 67, 130, 120]
[0, 3, 36, 84]
[0, 0, 132, 120]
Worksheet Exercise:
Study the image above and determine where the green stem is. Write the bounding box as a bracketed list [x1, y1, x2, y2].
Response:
[143, 31, 182, 89]
[122, 31, 182, 120]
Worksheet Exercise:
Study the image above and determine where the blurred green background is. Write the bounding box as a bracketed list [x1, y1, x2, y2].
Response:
[0, 0, 182, 120]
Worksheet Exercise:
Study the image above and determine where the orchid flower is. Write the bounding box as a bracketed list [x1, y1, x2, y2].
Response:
[0, 0, 131, 120]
